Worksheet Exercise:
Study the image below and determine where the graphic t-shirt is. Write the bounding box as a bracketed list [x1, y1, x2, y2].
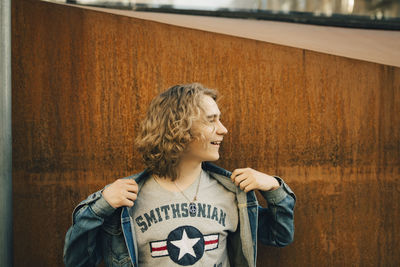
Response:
[130, 170, 238, 267]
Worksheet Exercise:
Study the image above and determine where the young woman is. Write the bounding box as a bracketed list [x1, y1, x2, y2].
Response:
[64, 83, 296, 267]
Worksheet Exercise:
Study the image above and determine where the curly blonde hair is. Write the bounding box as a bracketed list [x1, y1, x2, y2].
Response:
[135, 83, 218, 181]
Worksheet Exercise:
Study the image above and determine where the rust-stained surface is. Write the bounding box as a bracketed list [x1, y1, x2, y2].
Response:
[12, 0, 400, 266]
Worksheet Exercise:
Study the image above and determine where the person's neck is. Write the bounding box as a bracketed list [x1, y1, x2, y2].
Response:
[175, 159, 202, 189]
[153, 158, 202, 192]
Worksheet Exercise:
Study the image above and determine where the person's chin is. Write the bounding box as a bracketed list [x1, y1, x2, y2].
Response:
[207, 153, 220, 161]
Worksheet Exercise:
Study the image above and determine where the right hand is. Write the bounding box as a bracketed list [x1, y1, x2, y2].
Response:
[102, 179, 138, 208]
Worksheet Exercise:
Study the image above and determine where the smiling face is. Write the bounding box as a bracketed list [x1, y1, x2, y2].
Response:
[184, 95, 228, 162]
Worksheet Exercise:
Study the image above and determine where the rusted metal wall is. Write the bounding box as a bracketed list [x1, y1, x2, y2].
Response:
[12, 0, 400, 266]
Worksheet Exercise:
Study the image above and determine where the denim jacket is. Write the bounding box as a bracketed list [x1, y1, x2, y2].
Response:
[63, 162, 296, 267]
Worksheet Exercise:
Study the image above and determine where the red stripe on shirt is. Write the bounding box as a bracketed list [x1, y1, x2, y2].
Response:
[152, 246, 167, 252]
[205, 239, 218, 245]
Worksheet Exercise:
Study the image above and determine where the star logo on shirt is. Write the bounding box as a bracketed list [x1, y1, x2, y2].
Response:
[150, 225, 220, 266]
[170, 229, 201, 260]
[167, 226, 204, 265]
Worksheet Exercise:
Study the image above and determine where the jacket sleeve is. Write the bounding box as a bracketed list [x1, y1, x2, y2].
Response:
[257, 177, 296, 247]
[63, 190, 116, 267]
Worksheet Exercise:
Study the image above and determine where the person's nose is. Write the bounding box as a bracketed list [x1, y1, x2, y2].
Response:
[216, 120, 228, 135]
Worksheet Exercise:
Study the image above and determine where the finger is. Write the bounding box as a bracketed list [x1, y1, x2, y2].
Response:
[125, 192, 137, 201]
[243, 183, 257, 193]
[231, 169, 248, 182]
[121, 179, 138, 186]
[231, 168, 247, 180]
[123, 198, 135, 207]
[239, 178, 252, 191]
[125, 183, 138, 193]
[232, 173, 248, 187]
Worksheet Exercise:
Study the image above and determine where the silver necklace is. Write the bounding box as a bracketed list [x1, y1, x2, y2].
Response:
[174, 171, 202, 215]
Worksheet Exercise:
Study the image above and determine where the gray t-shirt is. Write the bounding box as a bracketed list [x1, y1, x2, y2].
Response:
[130, 170, 238, 267]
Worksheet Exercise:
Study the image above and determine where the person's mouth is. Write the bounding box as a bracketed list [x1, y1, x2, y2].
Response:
[210, 141, 222, 146]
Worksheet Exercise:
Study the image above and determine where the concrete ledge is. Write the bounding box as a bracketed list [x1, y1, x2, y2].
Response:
[47, 1, 400, 67]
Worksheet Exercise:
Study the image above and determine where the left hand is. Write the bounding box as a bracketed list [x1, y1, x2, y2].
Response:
[231, 168, 280, 192]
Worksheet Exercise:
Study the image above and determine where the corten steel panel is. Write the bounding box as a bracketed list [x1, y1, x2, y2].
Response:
[12, 0, 400, 266]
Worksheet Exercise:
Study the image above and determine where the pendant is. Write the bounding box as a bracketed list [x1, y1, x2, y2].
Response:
[189, 202, 197, 215]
